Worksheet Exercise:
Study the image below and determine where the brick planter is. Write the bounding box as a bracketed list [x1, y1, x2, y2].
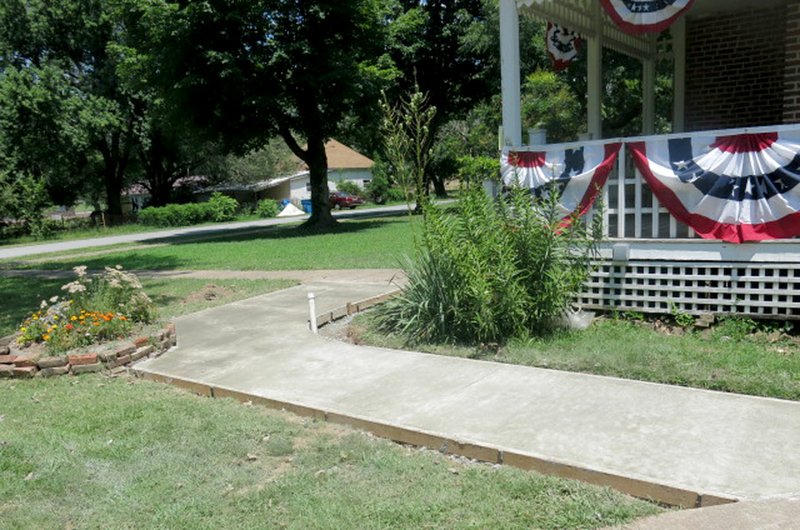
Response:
[0, 324, 177, 379]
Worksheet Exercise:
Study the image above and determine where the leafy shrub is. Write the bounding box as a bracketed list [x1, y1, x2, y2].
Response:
[336, 180, 365, 198]
[138, 193, 239, 227]
[255, 199, 280, 218]
[207, 192, 238, 222]
[17, 265, 156, 353]
[376, 186, 601, 344]
[386, 186, 407, 202]
[365, 172, 390, 204]
[458, 156, 500, 186]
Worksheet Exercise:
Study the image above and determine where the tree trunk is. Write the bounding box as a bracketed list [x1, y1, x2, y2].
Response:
[304, 134, 336, 228]
[99, 131, 131, 223]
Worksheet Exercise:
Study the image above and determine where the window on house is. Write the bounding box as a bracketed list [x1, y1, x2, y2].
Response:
[362, 179, 371, 186]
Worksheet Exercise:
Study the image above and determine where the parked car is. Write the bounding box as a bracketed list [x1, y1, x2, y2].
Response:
[329, 191, 365, 210]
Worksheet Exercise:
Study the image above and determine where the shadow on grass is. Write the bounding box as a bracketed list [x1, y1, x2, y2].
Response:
[142, 217, 408, 247]
[23, 216, 412, 273]
[0, 277, 64, 336]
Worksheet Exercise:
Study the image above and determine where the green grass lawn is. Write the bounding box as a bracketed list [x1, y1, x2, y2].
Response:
[351, 312, 800, 401]
[0, 276, 296, 337]
[0, 375, 662, 529]
[4, 216, 420, 272]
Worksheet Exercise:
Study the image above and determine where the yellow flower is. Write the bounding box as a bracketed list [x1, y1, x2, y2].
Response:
[43, 334, 50, 341]
[70, 316, 78, 321]
[33, 316, 39, 321]
[20, 327, 27, 332]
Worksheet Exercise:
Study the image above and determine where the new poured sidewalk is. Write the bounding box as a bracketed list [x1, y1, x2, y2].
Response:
[133, 280, 800, 509]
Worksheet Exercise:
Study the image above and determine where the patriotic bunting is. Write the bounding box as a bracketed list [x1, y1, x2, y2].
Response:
[600, 0, 695, 34]
[546, 22, 582, 71]
[501, 142, 622, 218]
[628, 131, 800, 243]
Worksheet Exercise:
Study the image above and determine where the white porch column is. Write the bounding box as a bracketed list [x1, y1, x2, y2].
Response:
[672, 17, 686, 132]
[587, 1, 603, 139]
[500, 0, 522, 147]
[643, 57, 656, 134]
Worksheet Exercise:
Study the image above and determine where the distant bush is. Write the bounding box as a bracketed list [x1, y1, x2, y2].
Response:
[365, 173, 390, 204]
[335, 180, 365, 198]
[207, 192, 238, 222]
[386, 187, 407, 202]
[138, 193, 240, 227]
[255, 199, 280, 218]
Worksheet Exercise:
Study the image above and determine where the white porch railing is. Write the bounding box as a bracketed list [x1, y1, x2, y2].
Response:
[519, 124, 800, 319]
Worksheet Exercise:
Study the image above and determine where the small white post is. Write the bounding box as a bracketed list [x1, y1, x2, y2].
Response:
[307, 292, 318, 334]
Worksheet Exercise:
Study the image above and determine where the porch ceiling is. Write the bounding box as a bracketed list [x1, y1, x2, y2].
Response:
[518, 0, 786, 59]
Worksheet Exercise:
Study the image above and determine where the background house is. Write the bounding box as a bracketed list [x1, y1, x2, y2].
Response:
[200, 140, 375, 204]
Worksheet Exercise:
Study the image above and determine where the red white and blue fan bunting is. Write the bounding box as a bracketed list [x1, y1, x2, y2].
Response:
[546, 22, 582, 71]
[501, 142, 621, 218]
[629, 132, 800, 243]
[600, 0, 695, 34]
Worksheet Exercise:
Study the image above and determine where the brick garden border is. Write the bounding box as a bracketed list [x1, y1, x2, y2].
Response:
[0, 323, 176, 379]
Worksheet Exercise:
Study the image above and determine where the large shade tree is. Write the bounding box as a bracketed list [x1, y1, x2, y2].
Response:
[134, 0, 393, 227]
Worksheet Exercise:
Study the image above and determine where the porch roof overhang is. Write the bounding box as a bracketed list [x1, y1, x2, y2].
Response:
[517, 0, 784, 60]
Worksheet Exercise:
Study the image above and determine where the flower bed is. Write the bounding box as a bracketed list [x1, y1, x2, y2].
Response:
[1, 265, 176, 378]
[0, 325, 176, 378]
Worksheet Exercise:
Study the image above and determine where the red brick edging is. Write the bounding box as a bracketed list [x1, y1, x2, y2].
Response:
[0, 323, 176, 379]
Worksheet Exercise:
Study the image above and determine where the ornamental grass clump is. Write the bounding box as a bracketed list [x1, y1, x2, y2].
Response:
[17, 265, 156, 353]
[376, 185, 601, 344]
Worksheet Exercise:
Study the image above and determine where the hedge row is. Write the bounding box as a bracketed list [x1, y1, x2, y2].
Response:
[138, 193, 238, 227]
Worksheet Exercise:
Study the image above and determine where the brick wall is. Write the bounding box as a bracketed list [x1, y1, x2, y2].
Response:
[685, 6, 786, 131]
[784, 0, 800, 123]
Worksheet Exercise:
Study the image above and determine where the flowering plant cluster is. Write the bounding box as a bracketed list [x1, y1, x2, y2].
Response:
[17, 265, 156, 353]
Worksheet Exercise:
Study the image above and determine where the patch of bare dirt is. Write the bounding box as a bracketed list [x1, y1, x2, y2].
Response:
[181, 283, 234, 305]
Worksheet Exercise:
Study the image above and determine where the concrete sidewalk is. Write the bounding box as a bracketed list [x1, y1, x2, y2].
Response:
[134, 281, 800, 513]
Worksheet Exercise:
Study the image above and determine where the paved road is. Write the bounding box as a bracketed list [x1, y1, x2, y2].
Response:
[134, 279, 800, 511]
[0, 204, 415, 260]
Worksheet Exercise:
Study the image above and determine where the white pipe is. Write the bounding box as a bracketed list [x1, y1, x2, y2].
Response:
[308, 293, 318, 334]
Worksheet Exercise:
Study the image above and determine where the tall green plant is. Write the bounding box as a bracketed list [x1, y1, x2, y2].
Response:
[379, 88, 436, 211]
[377, 185, 600, 344]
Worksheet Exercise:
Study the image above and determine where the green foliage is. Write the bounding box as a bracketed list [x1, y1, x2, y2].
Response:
[713, 316, 758, 342]
[254, 199, 280, 218]
[365, 168, 391, 204]
[138, 194, 238, 227]
[386, 186, 407, 202]
[335, 180, 365, 198]
[221, 138, 298, 185]
[458, 155, 500, 186]
[377, 186, 600, 344]
[0, 174, 54, 240]
[380, 88, 437, 208]
[16, 265, 155, 353]
[206, 192, 238, 222]
[521, 70, 584, 143]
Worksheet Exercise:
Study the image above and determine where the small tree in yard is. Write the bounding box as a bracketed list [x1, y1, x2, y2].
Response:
[377, 184, 601, 345]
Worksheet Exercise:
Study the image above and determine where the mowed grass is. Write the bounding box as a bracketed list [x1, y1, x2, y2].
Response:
[351, 312, 800, 401]
[0, 276, 296, 337]
[4, 216, 418, 272]
[0, 375, 662, 529]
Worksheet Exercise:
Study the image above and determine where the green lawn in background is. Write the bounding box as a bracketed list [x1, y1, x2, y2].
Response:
[351, 312, 800, 401]
[0, 375, 662, 529]
[5, 216, 419, 272]
[0, 276, 296, 337]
